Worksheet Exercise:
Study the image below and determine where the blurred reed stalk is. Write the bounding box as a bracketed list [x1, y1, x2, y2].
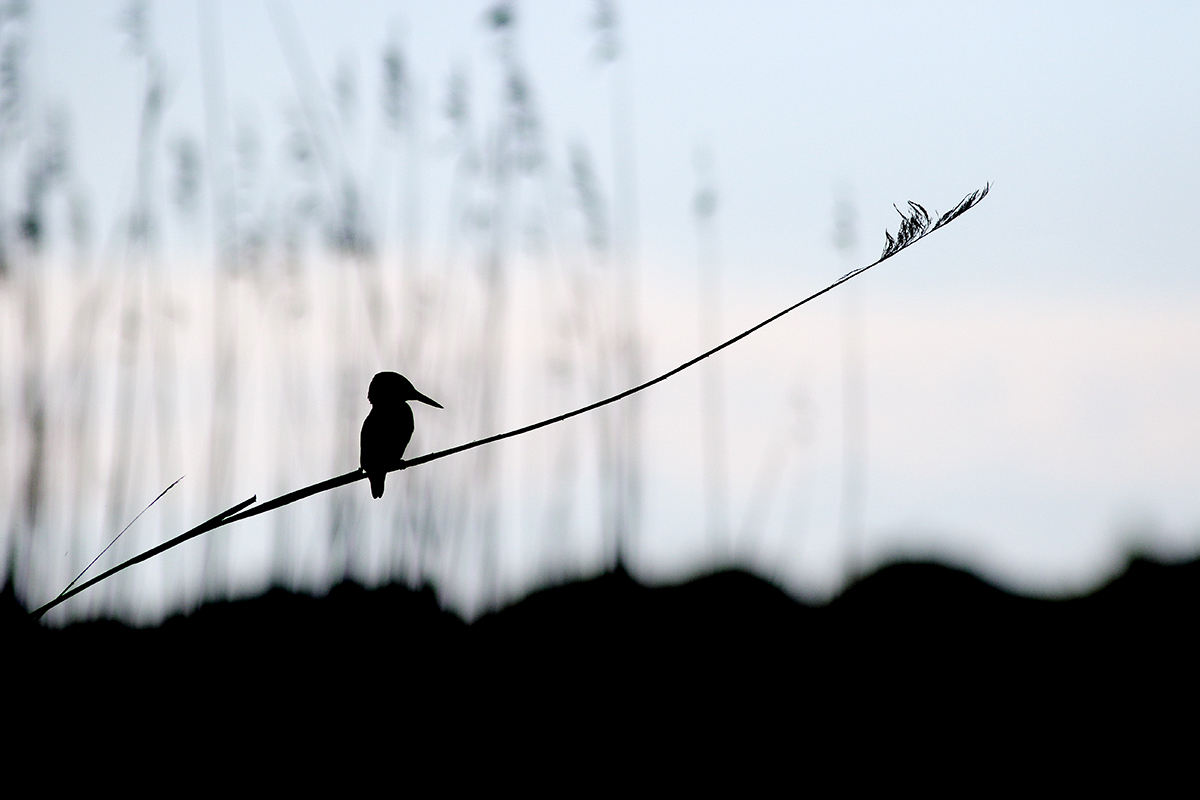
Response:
[0, 1, 27, 591]
[198, 0, 240, 596]
[110, 3, 183, 612]
[693, 150, 729, 557]
[64, 167, 101, 608]
[568, 142, 619, 564]
[833, 194, 866, 581]
[474, 4, 522, 602]
[594, 0, 643, 566]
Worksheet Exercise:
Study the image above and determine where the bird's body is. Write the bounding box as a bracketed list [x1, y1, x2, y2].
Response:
[360, 402, 415, 499]
[360, 372, 442, 499]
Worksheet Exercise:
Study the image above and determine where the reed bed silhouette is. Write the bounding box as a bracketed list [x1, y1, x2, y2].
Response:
[2, 2, 654, 624]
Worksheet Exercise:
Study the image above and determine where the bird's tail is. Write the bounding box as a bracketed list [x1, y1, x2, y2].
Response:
[369, 472, 386, 499]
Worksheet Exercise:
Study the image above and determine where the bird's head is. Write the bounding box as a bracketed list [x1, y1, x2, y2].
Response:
[368, 371, 444, 408]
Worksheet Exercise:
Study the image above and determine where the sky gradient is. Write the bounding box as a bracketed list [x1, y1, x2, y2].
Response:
[9, 1, 1200, 618]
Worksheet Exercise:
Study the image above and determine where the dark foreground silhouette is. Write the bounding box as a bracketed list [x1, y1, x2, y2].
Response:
[6, 554, 1198, 735]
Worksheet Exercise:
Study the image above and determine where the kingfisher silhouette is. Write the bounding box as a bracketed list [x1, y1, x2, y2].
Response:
[360, 372, 443, 499]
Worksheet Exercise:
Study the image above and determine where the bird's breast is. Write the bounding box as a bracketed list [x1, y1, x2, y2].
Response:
[360, 404, 416, 472]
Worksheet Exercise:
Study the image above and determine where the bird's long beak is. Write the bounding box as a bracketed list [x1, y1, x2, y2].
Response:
[412, 390, 443, 409]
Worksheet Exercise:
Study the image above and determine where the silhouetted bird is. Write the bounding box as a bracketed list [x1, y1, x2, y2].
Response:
[360, 372, 443, 499]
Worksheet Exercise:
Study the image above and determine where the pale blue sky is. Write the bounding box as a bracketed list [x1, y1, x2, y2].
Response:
[35, 1, 1200, 292]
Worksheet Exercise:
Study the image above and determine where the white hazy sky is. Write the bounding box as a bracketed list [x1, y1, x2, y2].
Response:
[17, 0, 1200, 606]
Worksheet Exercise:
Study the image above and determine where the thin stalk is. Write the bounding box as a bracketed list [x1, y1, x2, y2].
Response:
[60, 472, 181, 597]
[32, 495, 257, 620]
[198, 0, 239, 593]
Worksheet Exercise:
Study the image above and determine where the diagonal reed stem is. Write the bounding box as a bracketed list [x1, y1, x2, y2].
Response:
[59, 475, 184, 597]
[31, 496, 257, 620]
[29, 185, 988, 619]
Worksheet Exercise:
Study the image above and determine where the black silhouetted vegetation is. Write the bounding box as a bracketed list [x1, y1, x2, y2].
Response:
[7, 551, 1196, 729]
